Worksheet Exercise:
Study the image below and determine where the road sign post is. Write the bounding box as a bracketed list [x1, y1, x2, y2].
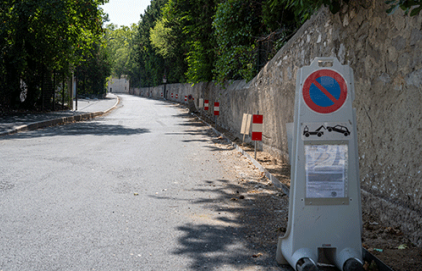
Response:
[276, 57, 363, 271]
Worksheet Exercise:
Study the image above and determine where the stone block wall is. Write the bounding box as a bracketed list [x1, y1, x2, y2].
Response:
[131, 0, 422, 246]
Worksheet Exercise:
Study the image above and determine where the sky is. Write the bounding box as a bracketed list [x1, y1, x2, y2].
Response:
[100, 0, 152, 28]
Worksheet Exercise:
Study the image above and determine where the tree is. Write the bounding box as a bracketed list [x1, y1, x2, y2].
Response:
[173, 0, 217, 84]
[213, 0, 263, 83]
[106, 24, 135, 78]
[75, 42, 111, 97]
[0, 0, 107, 109]
[137, 0, 168, 87]
[105, 23, 143, 88]
[147, 0, 218, 85]
[150, 19, 172, 57]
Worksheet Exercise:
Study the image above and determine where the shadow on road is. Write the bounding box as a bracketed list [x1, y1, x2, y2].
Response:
[168, 178, 286, 270]
[161, 111, 288, 270]
[173, 223, 256, 270]
[1, 121, 150, 139]
[152, 111, 287, 270]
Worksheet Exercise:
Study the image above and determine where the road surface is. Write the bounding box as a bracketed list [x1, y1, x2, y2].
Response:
[0, 94, 280, 270]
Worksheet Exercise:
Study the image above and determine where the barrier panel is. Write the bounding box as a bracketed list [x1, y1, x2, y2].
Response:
[251, 114, 263, 141]
[214, 102, 219, 116]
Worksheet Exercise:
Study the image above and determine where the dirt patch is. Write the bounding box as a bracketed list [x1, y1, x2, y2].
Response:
[201, 114, 422, 271]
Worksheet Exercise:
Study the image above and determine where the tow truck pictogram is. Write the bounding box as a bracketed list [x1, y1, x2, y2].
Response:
[303, 125, 326, 137]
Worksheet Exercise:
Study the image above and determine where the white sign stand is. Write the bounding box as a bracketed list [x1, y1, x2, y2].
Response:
[276, 57, 363, 271]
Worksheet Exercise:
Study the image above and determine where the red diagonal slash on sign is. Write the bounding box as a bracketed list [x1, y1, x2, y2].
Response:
[312, 80, 338, 103]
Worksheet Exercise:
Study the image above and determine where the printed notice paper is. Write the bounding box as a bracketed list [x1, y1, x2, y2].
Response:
[305, 144, 348, 198]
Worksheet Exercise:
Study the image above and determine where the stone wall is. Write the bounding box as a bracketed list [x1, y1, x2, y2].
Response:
[131, 0, 422, 246]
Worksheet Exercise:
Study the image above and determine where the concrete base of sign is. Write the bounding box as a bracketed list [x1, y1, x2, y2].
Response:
[277, 241, 363, 270]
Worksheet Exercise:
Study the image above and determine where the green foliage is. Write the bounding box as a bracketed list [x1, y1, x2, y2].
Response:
[136, 0, 300, 85]
[262, 0, 297, 32]
[179, 0, 217, 83]
[159, 0, 216, 84]
[150, 18, 171, 57]
[386, 0, 422, 16]
[0, 0, 108, 109]
[105, 23, 138, 80]
[185, 41, 213, 84]
[137, 0, 169, 87]
[75, 42, 111, 96]
[275, 0, 347, 23]
[213, 0, 262, 83]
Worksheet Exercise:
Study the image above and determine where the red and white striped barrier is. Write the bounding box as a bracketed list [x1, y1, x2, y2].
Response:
[204, 100, 209, 110]
[251, 114, 263, 141]
[176, 94, 178, 99]
[161, 92, 163, 97]
[185, 96, 187, 102]
[214, 102, 219, 116]
[171, 93, 173, 98]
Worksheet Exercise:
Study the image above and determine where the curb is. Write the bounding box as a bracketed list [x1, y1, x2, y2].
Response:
[192, 113, 291, 196]
[0, 95, 120, 137]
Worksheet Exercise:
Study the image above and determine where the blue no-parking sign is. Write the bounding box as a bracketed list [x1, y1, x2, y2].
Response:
[302, 69, 347, 114]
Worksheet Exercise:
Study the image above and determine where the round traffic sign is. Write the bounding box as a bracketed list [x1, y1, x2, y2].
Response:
[302, 69, 347, 114]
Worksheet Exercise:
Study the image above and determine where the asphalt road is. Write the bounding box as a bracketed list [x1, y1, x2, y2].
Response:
[0, 94, 280, 270]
